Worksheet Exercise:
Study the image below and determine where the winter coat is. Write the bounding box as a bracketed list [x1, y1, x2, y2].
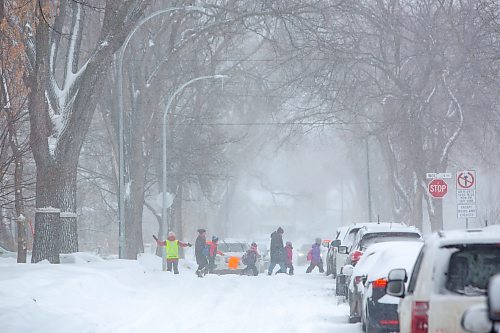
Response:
[195, 235, 207, 263]
[244, 248, 259, 265]
[284, 245, 293, 265]
[270, 231, 284, 262]
[310, 243, 322, 264]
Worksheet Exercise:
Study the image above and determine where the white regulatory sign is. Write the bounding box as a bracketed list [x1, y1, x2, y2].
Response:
[457, 204, 477, 218]
[457, 189, 476, 204]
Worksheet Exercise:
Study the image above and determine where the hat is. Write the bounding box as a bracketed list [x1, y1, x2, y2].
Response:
[286, 241, 292, 247]
[212, 236, 219, 242]
[315, 237, 321, 244]
[197, 228, 206, 233]
[251, 242, 257, 247]
[168, 231, 175, 237]
[277, 227, 284, 234]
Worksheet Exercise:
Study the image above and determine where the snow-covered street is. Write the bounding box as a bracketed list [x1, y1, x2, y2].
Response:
[0, 253, 362, 333]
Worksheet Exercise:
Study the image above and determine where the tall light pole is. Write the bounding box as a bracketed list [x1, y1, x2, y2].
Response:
[161, 75, 227, 270]
[117, 6, 203, 259]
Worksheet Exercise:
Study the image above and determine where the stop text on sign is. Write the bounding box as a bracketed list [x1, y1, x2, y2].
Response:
[428, 179, 448, 198]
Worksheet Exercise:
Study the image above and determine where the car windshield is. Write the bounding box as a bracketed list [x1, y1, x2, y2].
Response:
[358, 232, 421, 251]
[445, 244, 500, 296]
[218, 242, 248, 252]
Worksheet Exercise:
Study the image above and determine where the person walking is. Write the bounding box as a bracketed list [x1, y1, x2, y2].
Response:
[306, 238, 324, 273]
[241, 242, 260, 276]
[284, 241, 294, 275]
[195, 228, 209, 277]
[268, 227, 286, 275]
[208, 236, 224, 273]
[155, 231, 192, 274]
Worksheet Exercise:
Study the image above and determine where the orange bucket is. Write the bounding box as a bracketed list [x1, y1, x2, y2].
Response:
[228, 256, 240, 270]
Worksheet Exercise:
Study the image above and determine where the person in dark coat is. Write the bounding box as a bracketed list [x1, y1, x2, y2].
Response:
[306, 238, 324, 273]
[195, 228, 208, 277]
[241, 242, 260, 276]
[268, 227, 286, 275]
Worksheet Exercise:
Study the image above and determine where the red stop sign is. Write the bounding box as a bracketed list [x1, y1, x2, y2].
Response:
[428, 179, 448, 198]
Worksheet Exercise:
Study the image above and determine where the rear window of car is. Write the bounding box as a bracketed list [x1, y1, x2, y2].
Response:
[358, 232, 421, 250]
[445, 244, 500, 296]
[218, 243, 248, 252]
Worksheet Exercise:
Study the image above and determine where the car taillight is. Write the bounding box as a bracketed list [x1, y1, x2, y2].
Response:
[379, 319, 398, 325]
[412, 301, 429, 333]
[372, 278, 387, 289]
[350, 250, 363, 264]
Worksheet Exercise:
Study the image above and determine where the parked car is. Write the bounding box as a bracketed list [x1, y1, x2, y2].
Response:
[326, 223, 374, 278]
[386, 226, 500, 333]
[461, 273, 500, 333]
[345, 223, 422, 266]
[346, 240, 423, 325]
[336, 223, 422, 297]
[213, 239, 249, 270]
[360, 241, 423, 332]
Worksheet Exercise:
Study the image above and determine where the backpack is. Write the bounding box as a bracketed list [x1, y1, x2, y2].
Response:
[241, 252, 249, 265]
[307, 249, 312, 261]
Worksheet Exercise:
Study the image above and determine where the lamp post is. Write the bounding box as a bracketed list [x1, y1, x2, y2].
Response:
[160, 74, 227, 270]
[117, 6, 203, 259]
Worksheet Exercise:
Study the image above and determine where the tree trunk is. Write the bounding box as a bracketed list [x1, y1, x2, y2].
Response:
[58, 166, 78, 254]
[31, 166, 61, 264]
[411, 185, 424, 232]
[14, 153, 27, 263]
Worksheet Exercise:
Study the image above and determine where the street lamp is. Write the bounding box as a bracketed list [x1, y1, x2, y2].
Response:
[117, 6, 203, 259]
[160, 74, 227, 270]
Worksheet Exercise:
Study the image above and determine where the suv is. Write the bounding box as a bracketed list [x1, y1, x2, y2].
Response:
[387, 226, 500, 333]
[326, 223, 374, 278]
[345, 223, 422, 266]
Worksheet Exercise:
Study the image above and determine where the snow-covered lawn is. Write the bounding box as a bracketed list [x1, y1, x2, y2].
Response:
[0, 253, 362, 333]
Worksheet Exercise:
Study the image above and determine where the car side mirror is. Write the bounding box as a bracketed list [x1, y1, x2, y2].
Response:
[338, 246, 349, 254]
[386, 280, 405, 298]
[461, 304, 491, 333]
[386, 268, 408, 298]
[488, 274, 500, 322]
[331, 240, 341, 248]
[388, 268, 408, 282]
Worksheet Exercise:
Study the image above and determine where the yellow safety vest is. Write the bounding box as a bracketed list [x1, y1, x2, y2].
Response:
[165, 240, 179, 259]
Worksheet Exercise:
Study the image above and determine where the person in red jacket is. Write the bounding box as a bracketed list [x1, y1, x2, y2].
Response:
[156, 231, 191, 274]
[207, 236, 225, 273]
[284, 241, 294, 275]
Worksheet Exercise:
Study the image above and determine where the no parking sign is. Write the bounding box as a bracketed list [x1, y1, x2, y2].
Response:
[456, 170, 476, 218]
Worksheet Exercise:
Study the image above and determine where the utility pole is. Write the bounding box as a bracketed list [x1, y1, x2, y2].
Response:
[366, 137, 373, 222]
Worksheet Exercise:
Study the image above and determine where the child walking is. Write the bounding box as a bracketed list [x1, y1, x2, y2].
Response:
[306, 238, 324, 273]
[284, 241, 294, 275]
[241, 242, 260, 276]
[208, 236, 224, 273]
